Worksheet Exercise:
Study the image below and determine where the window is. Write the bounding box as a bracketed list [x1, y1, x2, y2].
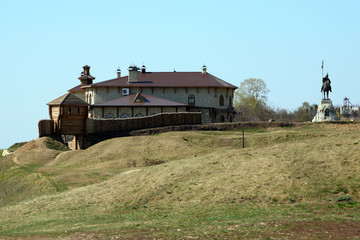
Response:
[188, 95, 195, 106]
[105, 113, 115, 119]
[135, 113, 144, 117]
[88, 93, 92, 104]
[229, 96, 232, 106]
[219, 95, 224, 106]
[121, 113, 129, 118]
[68, 107, 72, 115]
[77, 107, 81, 115]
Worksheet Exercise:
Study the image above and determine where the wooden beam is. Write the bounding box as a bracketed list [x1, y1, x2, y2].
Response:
[49, 106, 52, 119]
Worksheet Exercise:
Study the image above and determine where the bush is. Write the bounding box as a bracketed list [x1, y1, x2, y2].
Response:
[45, 138, 69, 151]
[8, 142, 27, 152]
[336, 195, 353, 202]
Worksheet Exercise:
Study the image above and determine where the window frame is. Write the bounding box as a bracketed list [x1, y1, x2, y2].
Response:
[188, 94, 195, 106]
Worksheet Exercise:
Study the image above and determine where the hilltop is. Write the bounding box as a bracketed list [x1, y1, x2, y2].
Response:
[0, 123, 360, 239]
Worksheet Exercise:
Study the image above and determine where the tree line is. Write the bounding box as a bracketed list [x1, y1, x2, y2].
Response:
[233, 78, 320, 122]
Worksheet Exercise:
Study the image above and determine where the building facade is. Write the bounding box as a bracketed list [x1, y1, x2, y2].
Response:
[69, 65, 237, 123]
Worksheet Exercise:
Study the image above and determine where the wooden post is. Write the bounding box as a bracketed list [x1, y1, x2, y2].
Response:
[242, 128, 245, 148]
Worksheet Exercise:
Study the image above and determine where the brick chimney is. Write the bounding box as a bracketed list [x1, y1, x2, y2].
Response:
[128, 65, 139, 83]
[78, 65, 95, 85]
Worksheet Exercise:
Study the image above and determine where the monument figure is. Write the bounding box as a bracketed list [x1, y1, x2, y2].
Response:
[312, 62, 339, 122]
[321, 73, 332, 99]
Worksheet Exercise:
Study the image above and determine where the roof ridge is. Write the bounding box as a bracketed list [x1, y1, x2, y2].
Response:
[60, 92, 71, 105]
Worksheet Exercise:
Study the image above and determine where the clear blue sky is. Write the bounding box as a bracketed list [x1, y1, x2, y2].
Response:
[0, 0, 359, 148]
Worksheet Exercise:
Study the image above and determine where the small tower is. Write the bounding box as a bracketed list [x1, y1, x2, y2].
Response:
[202, 65, 207, 74]
[116, 67, 121, 78]
[78, 65, 95, 85]
[47, 93, 89, 149]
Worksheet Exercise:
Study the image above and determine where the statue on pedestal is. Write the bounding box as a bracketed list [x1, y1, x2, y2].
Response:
[321, 73, 332, 99]
[312, 64, 339, 122]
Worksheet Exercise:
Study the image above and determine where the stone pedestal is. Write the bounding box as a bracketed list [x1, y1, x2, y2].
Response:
[312, 99, 340, 122]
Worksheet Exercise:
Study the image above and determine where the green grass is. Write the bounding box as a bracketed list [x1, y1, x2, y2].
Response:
[45, 137, 69, 151]
[1, 203, 360, 239]
[0, 150, 3, 159]
[1, 123, 360, 239]
[7, 142, 27, 152]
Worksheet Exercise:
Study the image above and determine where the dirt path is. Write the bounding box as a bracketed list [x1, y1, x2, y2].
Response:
[43, 151, 70, 167]
[11, 155, 26, 168]
[119, 169, 142, 176]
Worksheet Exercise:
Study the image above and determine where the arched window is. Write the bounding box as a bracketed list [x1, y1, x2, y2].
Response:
[219, 95, 224, 106]
[188, 95, 195, 106]
[105, 113, 115, 119]
[121, 113, 129, 118]
[88, 93, 92, 104]
[229, 96, 232, 106]
[220, 115, 225, 122]
[135, 113, 144, 118]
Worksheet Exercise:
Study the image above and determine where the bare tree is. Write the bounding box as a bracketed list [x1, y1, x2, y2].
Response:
[234, 78, 272, 121]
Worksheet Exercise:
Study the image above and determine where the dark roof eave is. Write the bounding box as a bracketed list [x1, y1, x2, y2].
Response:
[88, 85, 237, 89]
[92, 104, 188, 107]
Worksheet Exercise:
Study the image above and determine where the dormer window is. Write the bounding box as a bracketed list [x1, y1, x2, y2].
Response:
[134, 93, 146, 103]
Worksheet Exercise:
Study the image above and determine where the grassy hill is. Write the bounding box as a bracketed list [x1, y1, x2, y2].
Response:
[0, 123, 360, 239]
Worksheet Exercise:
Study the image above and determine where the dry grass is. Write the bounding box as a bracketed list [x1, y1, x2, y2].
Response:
[0, 123, 360, 238]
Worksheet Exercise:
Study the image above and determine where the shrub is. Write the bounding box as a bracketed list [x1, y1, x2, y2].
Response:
[45, 138, 69, 151]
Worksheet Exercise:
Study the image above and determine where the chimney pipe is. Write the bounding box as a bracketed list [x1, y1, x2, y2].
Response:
[117, 67, 121, 78]
[202, 65, 207, 74]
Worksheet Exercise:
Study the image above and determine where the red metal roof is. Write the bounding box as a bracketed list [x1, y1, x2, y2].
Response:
[93, 93, 187, 107]
[81, 72, 237, 89]
[68, 85, 85, 93]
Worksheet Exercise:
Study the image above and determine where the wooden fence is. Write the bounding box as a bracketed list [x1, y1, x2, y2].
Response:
[86, 112, 202, 134]
[39, 112, 202, 137]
